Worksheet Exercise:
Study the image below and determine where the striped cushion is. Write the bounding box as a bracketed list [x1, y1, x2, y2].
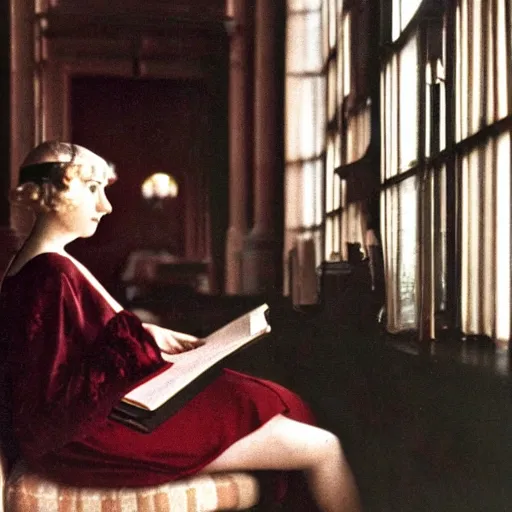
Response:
[4, 461, 259, 512]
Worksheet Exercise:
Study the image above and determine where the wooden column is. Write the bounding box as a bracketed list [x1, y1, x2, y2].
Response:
[225, 0, 251, 294]
[10, 0, 36, 240]
[0, 0, 28, 276]
[241, 0, 279, 294]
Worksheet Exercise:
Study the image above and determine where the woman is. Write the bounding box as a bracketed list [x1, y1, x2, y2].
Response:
[0, 141, 361, 512]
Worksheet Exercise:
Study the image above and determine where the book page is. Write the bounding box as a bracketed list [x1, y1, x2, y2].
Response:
[122, 303, 270, 411]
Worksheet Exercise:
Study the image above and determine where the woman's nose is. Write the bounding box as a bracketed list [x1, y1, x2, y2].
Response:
[97, 190, 113, 214]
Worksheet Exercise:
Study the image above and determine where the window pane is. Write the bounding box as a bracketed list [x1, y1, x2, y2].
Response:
[284, 159, 324, 229]
[456, 1, 469, 140]
[494, 134, 511, 348]
[427, 165, 447, 323]
[342, 13, 351, 97]
[285, 76, 326, 160]
[381, 55, 400, 179]
[460, 133, 512, 348]
[287, 9, 323, 73]
[397, 177, 418, 328]
[288, 0, 322, 10]
[456, 0, 508, 137]
[322, 0, 329, 59]
[340, 201, 366, 261]
[400, 0, 423, 31]
[328, 0, 337, 50]
[470, 0, 483, 135]
[434, 166, 447, 316]
[496, 0, 509, 120]
[399, 34, 419, 171]
[392, 0, 423, 40]
[325, 216, 334, 258]
[383, 177, 418, 331]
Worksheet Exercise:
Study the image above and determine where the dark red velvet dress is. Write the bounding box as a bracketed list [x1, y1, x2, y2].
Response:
[0, 253, 315, 488]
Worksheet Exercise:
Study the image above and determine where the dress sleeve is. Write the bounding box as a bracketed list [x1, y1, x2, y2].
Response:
[9, 271, 166, 459]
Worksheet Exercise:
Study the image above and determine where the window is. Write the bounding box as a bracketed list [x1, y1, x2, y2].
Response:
[456, 0, 512, 349]
[381, 32, 420, 180]
[392, 0, 423, 40]
[284, 0, 325, 296]
[380, 0, 512, 348]
[329, 2, 374, 262]
[380, 17, 423, 331]
[323, 0, 342, 260]
[285, 0, 377, 303]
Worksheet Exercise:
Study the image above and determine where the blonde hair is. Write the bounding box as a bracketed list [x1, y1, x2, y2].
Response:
[10, 141, 116, 213]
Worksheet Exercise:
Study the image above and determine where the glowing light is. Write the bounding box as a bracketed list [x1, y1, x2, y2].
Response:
[141, 173, 179, 200]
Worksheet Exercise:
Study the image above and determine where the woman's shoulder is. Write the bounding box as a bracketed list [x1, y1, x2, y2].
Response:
[6, 252, 79, 282]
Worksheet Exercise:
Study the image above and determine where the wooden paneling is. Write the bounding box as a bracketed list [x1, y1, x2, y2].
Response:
[67, 76, 213, 292]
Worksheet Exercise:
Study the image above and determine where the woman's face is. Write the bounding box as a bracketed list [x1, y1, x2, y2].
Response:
[53, 160, 113, 239]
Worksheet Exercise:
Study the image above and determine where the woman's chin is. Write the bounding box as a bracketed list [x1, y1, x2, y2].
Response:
[81, 226, 99, 238]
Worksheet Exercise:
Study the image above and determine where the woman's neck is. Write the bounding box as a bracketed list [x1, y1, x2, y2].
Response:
[4, 216, 76, 277]
[25, 215, 75, 254]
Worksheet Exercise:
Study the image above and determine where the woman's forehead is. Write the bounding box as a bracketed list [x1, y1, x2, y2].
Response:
[72, 147, 107, 167]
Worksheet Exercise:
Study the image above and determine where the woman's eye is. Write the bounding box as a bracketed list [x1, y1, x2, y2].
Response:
[88, 184, 98, 193]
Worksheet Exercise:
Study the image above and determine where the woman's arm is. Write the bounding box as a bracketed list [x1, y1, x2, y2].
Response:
[11, 272, 165, 459]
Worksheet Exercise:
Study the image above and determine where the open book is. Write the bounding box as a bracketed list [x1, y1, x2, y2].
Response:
[110, 303, 271, 433]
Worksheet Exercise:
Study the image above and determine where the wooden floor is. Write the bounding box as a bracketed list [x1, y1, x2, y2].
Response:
[129, 290, 512, 512]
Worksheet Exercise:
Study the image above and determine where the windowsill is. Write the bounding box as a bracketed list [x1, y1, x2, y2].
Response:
[384, 332, 511, 380]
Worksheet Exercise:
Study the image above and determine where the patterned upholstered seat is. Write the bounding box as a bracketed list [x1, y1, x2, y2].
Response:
[0, 448, 259, 512]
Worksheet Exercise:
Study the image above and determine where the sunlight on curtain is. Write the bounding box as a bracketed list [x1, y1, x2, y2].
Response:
[381, 54, 400, 180]
[288, 0, 322, 11]
[284, 2, 325, 294]
[326, 213, 341, 260]
[457, 0, 512, 347]
[383, 177, 419, 331]
[392, 0, 423, 40]
[286, 76, 325, 160]
[470, 0, 482, 135]
[287, 6, 323, 73]
[340, 201, 366, 261]
[328, 0, 337, 50]
[285, 161, 324, 230]
[460, 134, 511, 348]
[342, 13, 351, 97]
[456, 0, 510, 141]
[494, 134, 511, 346]
[324, 3, 344, 260]
[381, 27, 421, 331]
[397, 178, 419, 329]
[399, 35, 419, 171]
[492, 0, 509, 121]
[433, 166, 447, 316]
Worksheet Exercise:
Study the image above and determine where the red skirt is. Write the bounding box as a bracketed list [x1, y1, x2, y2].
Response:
[37, 369, 316, 488]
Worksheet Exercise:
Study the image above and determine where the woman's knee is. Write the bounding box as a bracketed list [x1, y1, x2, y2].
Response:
[201, 416, 342, 473]
[310, 429, 343, 460]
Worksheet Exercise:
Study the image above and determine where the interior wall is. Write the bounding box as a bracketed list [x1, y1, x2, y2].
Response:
[68, 75, 209, 292]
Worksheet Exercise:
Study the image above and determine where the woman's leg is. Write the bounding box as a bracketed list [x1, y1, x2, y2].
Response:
[201, 414, 361, 512]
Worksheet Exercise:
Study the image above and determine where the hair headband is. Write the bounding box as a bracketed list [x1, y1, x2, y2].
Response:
[19, 161, 117, 187]
[18, 162, 68, 186]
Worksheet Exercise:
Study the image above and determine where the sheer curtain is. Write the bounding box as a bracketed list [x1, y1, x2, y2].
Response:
[456, 0, 512, 349]
[380, 30, 420, 332]
[284, 0, 325, 296]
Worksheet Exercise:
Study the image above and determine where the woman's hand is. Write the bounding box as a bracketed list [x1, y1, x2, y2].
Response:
[142, 323, 205, 357]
